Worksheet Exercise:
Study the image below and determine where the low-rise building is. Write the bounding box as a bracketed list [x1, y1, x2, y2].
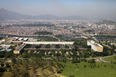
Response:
[23, 41, 74, 45]
[87, 40, 103, 52]
[1, 44, 10, 49]
[13, 44, 26, 54]
[13, 50, 20, 54]
[0, 39, 5, 44]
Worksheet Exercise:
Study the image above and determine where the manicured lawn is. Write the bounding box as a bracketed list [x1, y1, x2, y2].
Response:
[60, 62, 116, 77]
[104, 56, 116, 62]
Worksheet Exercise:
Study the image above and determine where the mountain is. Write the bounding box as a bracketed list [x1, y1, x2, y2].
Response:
[0, 8, 88, 21]
[1, 8, 116, 21]
[0, 8, 26, 20]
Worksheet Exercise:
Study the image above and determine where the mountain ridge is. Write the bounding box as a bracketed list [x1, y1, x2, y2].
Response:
[0, 8, 115, 21]
[0, 8, 88, 21]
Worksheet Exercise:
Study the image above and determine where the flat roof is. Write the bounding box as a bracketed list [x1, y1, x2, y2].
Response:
[93, 43, 102, 47]
[23, 41, 74, 45]
[88, 40, 103, 47]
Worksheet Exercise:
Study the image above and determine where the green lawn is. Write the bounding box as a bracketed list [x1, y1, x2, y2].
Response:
[60, 62, 116, 77]
[104, 56, 116, 62]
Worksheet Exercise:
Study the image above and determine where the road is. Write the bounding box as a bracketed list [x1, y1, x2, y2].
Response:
[1, 54, 116, 63]
[52, 36, 60, 41]
[87, 55, 116, 63]
[100, 55, 116, 63]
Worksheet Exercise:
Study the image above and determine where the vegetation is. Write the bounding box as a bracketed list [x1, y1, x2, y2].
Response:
[0, 38, 116, 77]
[36, 36, 58, 41]
[37, 38, 58, 41]
[1, 57, 116, 77]
[104, 56, 116, 62]
[45, 44, 50, 48]
[55, 44, 60, 48]
[19, 39, 116, 59]
[61, 62, 116, 77]
[65, 45, 69, 48]
[95, 35, 116, 42]
[84, 29, 94, 33]
[0, 59, 64, 77]
[24, 44, 32, 48]
[0, 67, 6, 76]
[35, 31, 53, 35]
[73, 39, 87, 48]
[55, 35, 63, 39]
[12, 23, 55, 27]
[0, 37, 3, 40]
[0, 51, 14, 58]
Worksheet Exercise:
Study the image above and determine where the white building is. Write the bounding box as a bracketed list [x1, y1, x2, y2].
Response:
[18, 38, 23, 41]
[87, 40, 103, 52]
[0, 39, 5, 44]
[1, 44, 10, 49]
[23, 38, 28, 41]
[23, 41, 74, 45]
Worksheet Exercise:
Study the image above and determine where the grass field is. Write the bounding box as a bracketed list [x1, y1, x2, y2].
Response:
[60, 62, 116, 77]
[104, 56, 116, 62]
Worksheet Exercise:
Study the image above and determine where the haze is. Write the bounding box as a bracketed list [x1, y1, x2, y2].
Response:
[0, 0, 116, 20]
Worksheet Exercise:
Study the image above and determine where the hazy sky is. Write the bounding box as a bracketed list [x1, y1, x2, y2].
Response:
[0, 0, 116, 18]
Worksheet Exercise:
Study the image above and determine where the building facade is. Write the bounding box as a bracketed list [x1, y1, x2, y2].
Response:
[87, 40, 103, 52]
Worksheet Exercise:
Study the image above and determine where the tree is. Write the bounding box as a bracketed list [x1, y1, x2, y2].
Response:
[88, 59, 95, 63]
[21, 71, 29, 77]
[5, 63, 10, 68]
[11, 58, 17, 64]
[69, 75, 75, 77]
[22, 52, 28, 58]
[0, 67, 6, 76]
[84, 65, 87, 68]
[0, 52, 5, 58]
[55, 53, 61, 57]
[72, 58, 80, 63]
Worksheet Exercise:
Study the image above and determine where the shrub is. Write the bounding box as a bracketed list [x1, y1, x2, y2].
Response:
[69, 75, 75, 77]
[88, 59, 95, 63]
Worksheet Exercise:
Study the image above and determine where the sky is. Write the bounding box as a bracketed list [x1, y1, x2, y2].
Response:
[0, 0, 116, 19]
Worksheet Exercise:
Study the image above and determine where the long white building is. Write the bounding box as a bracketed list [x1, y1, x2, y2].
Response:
[23, 41, 74, 45]
[87, 40, 103, 52]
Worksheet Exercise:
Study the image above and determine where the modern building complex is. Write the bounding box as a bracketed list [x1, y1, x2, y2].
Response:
[23, 41, 74, 45]
[13, 41, 74, 54]
[87, 40, 103, 52]
[13, 44, 26, 54]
